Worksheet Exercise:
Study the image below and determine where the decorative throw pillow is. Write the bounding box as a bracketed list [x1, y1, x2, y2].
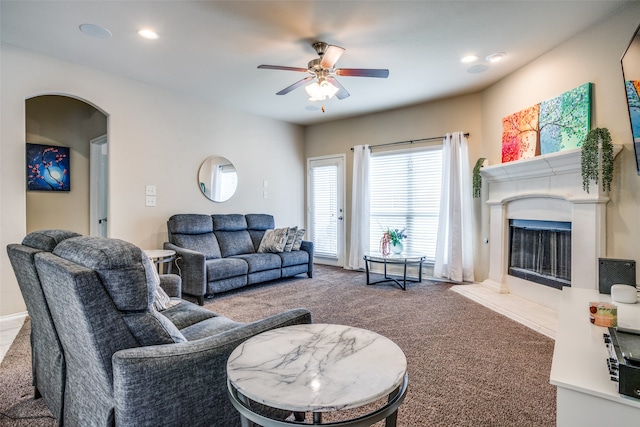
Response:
[292, 228, 306, 251]
[144, 253, 180, 311]
[258, 227, 289, 253]
[284, 226, 298, 252]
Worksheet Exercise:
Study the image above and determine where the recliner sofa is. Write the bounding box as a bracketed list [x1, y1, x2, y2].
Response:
[165, 214, 313, 305]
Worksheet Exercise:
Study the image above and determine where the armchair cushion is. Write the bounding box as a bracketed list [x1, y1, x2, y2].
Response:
[22, 229, 82, 251]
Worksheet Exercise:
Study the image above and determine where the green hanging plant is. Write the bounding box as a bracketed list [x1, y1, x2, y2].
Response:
[473, 157, 486, 198]
[581, 128, 613, 193]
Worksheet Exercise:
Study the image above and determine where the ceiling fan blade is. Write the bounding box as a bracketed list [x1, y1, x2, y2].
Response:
[258, 65, 308, 72]
[276, 76, 315, 95]
[326, 77, 350, 100]
[320, 45, 345, 68]
[335, 68, 389, 78]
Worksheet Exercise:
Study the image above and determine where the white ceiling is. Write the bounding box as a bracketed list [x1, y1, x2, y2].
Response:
[0, 1, 633, 126]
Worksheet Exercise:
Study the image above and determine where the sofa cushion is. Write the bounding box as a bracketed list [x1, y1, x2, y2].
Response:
[172, 233, 221, 260]
[278, 250, 310, 268]
[257, 228, 289, 253]
[22, 229, 82, 251]
[205, 257, 248, 281]
[212, 214, 247, 231]
[245, 214, 275, 231]
[233, 253, 282, 273]
[215, 231, 255, 257]
[246, 214, 274, 250]
[168, 214, 213, 234]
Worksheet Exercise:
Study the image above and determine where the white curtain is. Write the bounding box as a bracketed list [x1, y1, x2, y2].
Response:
[434, 132, 475, 282]
[348, 145, 371, 270]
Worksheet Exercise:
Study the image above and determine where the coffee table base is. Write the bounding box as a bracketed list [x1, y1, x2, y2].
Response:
[228, 373, 408, 427]
[364, 255, 425, 290]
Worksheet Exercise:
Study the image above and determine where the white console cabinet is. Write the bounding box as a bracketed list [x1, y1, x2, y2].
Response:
[551, 287, 640, 425]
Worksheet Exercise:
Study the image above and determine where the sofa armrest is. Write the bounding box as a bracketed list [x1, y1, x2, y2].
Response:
[300, 240, 314, 278]
[112, 308, 312, 427]
[158, 274, 181, 298]
[163, 242, 207, 302]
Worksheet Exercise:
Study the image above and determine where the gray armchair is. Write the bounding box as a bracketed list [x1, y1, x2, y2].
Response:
[33, 235, 312, 426]
[7, 230, 186, 425]
[6, 229, 82, 424]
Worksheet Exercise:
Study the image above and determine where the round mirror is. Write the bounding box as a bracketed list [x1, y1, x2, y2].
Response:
[198, 156, 238, 202]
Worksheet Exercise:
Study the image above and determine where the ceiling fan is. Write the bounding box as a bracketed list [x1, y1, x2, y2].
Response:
[258, 42, 389, 101]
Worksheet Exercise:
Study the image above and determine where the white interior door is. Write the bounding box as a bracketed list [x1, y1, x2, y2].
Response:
[307, 155, 345, 267]
[90, 134, 108, 237]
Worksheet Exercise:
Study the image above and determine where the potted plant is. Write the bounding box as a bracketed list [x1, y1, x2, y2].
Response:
[581, 128, 613, 193]
[380, 228, 407, 255]
[473, 157, 486, 198]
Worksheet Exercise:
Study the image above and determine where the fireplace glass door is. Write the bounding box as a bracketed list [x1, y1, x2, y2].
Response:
[508, 219, 571, 290]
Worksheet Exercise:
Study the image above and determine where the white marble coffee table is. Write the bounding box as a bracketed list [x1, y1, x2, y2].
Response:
[227, 323, 408, 426]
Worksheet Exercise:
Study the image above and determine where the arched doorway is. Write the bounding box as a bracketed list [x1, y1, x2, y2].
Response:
[25, 95, 108, 236]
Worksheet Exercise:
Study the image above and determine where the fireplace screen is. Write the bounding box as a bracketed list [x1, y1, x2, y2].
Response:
[508, 219, 571, 290]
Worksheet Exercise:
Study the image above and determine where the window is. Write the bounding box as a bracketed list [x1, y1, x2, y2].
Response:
[369, 147, 442, 261]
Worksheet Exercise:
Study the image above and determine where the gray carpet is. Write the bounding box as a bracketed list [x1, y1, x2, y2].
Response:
[0, 265, 556, 426]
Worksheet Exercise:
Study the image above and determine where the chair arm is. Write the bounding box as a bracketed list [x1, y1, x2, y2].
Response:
[112, 308, 312, 427]
[300, 240, 314, 278]
[158, 274, 181, 298]
[163, 242, 207, 300]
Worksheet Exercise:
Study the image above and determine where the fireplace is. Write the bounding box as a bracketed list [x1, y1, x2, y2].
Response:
[508, 219, 571, 290]
[480, 146, 620, 310]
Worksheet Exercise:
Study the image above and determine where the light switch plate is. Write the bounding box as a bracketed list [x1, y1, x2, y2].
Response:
[146, 185, 156, 196]
[145, 196, 156, 207]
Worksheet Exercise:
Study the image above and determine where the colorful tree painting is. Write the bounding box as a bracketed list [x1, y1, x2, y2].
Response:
[625, 80, 640, 139]
[501, 83, 592, 163]
[501, 104, 539, 162]
[26, 143, 70, 191]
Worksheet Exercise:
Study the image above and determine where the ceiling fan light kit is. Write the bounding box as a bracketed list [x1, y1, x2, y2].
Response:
[258, 41, 389, 101]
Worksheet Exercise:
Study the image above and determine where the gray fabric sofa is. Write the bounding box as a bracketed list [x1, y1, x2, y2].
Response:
[164, 214, 314, 305]
[31, 234, 312, 426]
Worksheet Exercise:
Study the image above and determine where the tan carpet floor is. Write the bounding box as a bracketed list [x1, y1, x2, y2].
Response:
[0, 264, 556, 426]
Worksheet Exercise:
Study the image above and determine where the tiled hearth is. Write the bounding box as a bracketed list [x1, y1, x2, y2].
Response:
[452, 284, 558, 339]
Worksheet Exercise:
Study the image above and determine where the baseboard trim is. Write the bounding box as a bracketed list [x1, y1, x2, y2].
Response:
[0, 311, 28, 328]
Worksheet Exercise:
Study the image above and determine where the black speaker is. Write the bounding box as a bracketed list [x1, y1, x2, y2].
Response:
[599, 258, 637, 294]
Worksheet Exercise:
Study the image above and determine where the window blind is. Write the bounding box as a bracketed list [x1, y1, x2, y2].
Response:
[369, 147, 442, 260]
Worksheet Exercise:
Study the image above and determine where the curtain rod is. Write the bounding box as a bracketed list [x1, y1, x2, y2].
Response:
[350, 133, 470, 151]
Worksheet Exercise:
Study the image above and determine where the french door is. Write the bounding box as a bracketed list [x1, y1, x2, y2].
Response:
[307, 155, 345, 267]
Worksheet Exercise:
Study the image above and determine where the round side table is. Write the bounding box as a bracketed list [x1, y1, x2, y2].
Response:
[143, 249, 176, 274]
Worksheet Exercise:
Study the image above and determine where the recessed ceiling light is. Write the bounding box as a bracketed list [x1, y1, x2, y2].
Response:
[486, 52, 506, 63]
[79, 23, 112, 39]
[138, 29, 159, 40]
[460, 55, 478, 64]
[467, 64, 489, 74]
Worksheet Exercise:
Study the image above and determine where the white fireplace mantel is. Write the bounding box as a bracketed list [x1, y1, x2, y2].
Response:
[479, 146, 621, 309]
